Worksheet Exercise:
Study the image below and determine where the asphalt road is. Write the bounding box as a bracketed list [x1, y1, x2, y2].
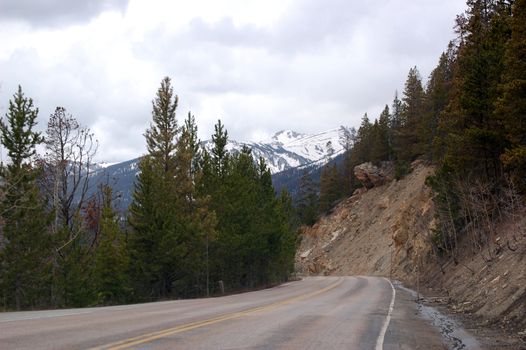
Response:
[0, 276, 453, 349]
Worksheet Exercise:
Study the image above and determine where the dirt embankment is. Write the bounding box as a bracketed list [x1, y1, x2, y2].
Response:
[295, 160, 526, 344]
[296, 160, 435, 281]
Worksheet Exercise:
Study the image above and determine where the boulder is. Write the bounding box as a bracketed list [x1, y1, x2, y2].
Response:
[353, 161, 394, 189]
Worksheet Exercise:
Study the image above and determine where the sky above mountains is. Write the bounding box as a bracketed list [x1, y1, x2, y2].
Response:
[0, 0, 466, 163]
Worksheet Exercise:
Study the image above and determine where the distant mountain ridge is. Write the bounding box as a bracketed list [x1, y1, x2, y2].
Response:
[202, 125, 351, 173]
[89, 126, 351, 208]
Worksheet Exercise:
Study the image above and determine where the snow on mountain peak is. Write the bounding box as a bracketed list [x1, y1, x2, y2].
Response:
[270, 130, 305, 145]
[95, 126, 352, 187]
[226, 126, 352, 174]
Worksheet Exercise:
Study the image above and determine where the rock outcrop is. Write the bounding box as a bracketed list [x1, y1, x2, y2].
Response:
[353, 161, 394, 189]
[296, 160, 434, 280]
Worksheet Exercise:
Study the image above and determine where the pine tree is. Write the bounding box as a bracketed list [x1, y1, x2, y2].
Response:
[297, 170, 318, 226]
[198, 122, 297, 292]
[222, 146, 261, 288]
[424, 44, 456, 160]
[352, 113, 373, 163]
[438, 0, 512, 180]
[128, 156, 161, 299]
[270, 190, 298, 282]
[211, 119, 229, 176]
[428, 0, 515, 253]
[175, 113, 201, 215]
[341, 127, 357, 196]
[128, 77, 181, 300]
[92, 185, 130, 305]
[253, 156, 279, 285]
[0, 86, 52, 310]
[394, 66, 425, 162]
[370, 105, 391, 163]
[145, 77, 178, 173]
[172, 113, 216, 296]
[319, 163, 340, 213]
[496, 0, 526, 189]
[391, 91, 403, 131]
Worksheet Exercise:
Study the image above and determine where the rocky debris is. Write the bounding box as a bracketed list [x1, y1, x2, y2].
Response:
[353, 161, 394, 189]
[296, 160, 434, 281]
[423, 210, 526, 337]
[351, 188, 367, 200]
[299, 248, 312, 259]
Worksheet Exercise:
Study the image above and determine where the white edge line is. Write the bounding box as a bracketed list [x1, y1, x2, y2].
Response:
[375, 277, 396, 350]
[0, 311, 92, 323]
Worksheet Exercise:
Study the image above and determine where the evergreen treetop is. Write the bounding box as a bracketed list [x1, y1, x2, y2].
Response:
[0, 86, 43, 171]
[145, 77, 179, 172]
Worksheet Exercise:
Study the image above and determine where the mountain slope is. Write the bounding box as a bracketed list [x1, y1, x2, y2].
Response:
[202, 126, 351, 173]
[89, 126, 351, 208]
[88, 158, 140, 209]
[272, 153, 346, 199]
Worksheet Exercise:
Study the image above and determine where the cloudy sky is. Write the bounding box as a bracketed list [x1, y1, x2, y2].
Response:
[0, 0, 466, 163]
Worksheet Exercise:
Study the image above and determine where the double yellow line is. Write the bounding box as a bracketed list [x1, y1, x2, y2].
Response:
[91, 278, 343, 350]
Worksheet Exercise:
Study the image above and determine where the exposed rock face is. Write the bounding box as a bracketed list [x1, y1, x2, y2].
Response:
[296, 160, 434, 281]
[353, 161, 394, 189]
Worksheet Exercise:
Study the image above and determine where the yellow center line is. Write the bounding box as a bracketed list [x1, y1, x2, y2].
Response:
[90, 278, 343, 350]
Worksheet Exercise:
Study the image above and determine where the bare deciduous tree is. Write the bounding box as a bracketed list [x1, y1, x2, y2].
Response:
[43, 107, 98, 249]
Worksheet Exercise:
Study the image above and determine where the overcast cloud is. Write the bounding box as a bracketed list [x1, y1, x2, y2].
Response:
[0, 0, 466, 163]
[0, 0, 128, 27]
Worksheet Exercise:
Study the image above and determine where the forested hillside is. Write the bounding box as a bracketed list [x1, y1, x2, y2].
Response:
[298, 0, 526, 259]
[0, 78, 296, 310]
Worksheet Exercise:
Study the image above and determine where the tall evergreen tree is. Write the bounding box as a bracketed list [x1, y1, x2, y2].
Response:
[391, 91, 403, 131]
[428, 0, 515, 253]
[370, 105, 391, 162]
[341, 127, 357, 196]
[92, 185, 130, 305]
[211, 119, 229, 176]
[496, 0, 526, 189]
[297, 170, 319, 226]
[424, 44, 456, 160]
[394, 66, 425, 162]
[352, 113, 373, 163]
[173, 113, 216, 296]
[145, 77, 179, 173]
[270, 190, 298, 282]
[319, 163, 340, 213]
[0, 86, 52, 310]
[438, 0, 512, 180]
[128, 77, 181, 300]
[199, 121, 296, 291]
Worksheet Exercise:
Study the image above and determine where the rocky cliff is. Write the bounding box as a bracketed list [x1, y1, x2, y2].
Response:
[296, 160, 435, 282]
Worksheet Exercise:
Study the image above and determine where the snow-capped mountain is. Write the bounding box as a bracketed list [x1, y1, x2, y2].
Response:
[88, 126, 352, 208]
[202, 125, 351, 173]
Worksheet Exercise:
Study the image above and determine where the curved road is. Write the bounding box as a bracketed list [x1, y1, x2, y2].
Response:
[0, 277, 451, 349]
